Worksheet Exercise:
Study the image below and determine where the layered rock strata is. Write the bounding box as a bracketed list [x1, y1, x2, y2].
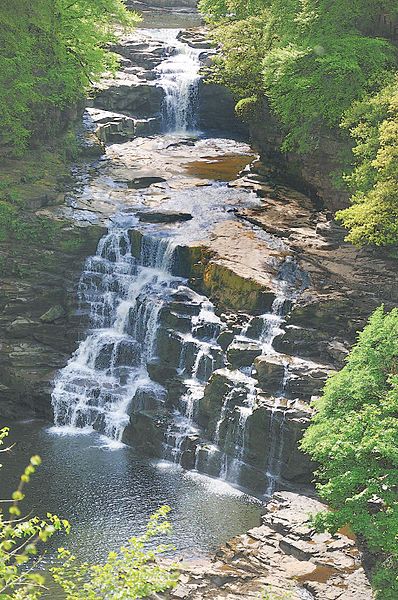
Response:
[159, 492, 373, 600]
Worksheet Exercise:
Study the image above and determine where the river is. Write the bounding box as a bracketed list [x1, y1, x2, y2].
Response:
[2, 421, 261, 563]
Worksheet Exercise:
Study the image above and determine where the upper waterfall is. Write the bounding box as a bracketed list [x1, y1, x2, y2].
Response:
[151, 29, 202, 132]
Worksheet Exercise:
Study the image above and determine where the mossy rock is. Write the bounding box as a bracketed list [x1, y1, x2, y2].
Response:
[202, 262, 275, 314]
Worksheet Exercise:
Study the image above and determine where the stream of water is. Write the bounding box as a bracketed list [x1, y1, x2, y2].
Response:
[0, 15, 304, 572]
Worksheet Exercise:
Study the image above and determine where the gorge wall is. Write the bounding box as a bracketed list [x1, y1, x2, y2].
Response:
[244, 99, 351, 212]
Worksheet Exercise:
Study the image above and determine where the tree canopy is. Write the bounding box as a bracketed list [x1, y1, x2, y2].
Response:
[200, 0, 398, 246]
[0, 0, 139, 156]
[302, 306, 398, 600]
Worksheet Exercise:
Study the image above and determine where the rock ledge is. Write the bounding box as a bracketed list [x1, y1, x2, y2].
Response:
[159, 492, 373, 600]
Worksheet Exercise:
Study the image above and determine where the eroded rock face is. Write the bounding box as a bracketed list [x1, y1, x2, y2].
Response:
[157, 491, 374, 600]
[0, 223, 105, 419]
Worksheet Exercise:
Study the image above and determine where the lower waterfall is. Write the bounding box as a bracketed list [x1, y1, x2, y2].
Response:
[52, 225, 181, 445]
[51, 219, 305, 494]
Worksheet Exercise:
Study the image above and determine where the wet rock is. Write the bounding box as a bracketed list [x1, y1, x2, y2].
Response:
[239, 399, 314, 489]
[273, 326, 329, 360]
[147, 359, 179, 384]
[197, 369, 237, 428]
[253, 355, 286, 394]
[217, 329, 235, 351]
[286, 363, 332, 400]
[124, 176, 166, 189]
[122, 410, 169, 454]
[156, 328, 192, 369]
[159, 306, 192, 333]
[129, 382, 167, 413]
[134, 116, 161, 136]
[136, 210, 193, 222]
[226, 340, 262, 369]
[94, 339, 140, 370]
[156, 491, 372, 600]
[94, 83, 164, 118]
[85, 108, 137, 143]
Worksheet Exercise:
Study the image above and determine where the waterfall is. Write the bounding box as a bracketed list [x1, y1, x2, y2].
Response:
[152, 29, 202, 132]
[163, 302, 223, 464]
[49, 21, 310, 497]
[264, 364, 291, 497]
[51, 227, 180, 446]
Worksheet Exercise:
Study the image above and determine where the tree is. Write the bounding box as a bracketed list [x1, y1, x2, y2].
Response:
[0, 0, 140, 155]
[0, 426, 70, 598]
[200, 0, 398, 245]
[336, 76, 398, 246]
[51, 507, 179, 599]
[200, 0, 396, 151]
[301, 306, 398, 599]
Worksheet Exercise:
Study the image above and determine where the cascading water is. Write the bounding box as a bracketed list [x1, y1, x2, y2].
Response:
[163, 300, 224, 464]
[152, 29, 202, 132]
[50, 23, 310, 498]
[51, 225, 182, 446]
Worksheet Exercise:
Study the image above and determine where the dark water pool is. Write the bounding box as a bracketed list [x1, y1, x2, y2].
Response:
[1, 420, 262, 566]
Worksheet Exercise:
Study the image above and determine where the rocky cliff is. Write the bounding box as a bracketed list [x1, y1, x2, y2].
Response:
[244, 98, 351, 212]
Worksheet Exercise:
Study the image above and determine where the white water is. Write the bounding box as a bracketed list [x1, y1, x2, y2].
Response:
[52, 227, 180, 446]
[151, 29, 202, 132]
[164, 302, 224, 464]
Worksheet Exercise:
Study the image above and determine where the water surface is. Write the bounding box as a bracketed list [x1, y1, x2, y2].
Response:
[1, 420, 262, 564]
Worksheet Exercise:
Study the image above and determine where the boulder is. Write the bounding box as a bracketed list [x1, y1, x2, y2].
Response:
[227, 340, 262, 369]
[39, 305, 65, 323]
[253, 355, 286, 395]
[126, 176, 166, 189]
[94, 83, 164, 118]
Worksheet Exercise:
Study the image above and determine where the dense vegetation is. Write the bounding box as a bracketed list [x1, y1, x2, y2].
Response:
[0, 427, 177, 599]
[0, 0, 139, 156]
[0, 1, 138, 267]
[199, 0, 398, 246]
[302, 307, 398, 600]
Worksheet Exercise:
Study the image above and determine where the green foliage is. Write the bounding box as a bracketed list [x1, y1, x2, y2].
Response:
[201, 0, 398, 246]
[0, 429, 178, 599]
[336, 76, 398, 246]
[51, 506, 178, 599]
[204, 15, 268, 98]
[301, 306, 398, 599]
[201, 0, 397, 151]
[0, 427, 70, 599]
[0, 200, 62, 245]
[0, 0, 139, 156]
[236, 96, 261, 122]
